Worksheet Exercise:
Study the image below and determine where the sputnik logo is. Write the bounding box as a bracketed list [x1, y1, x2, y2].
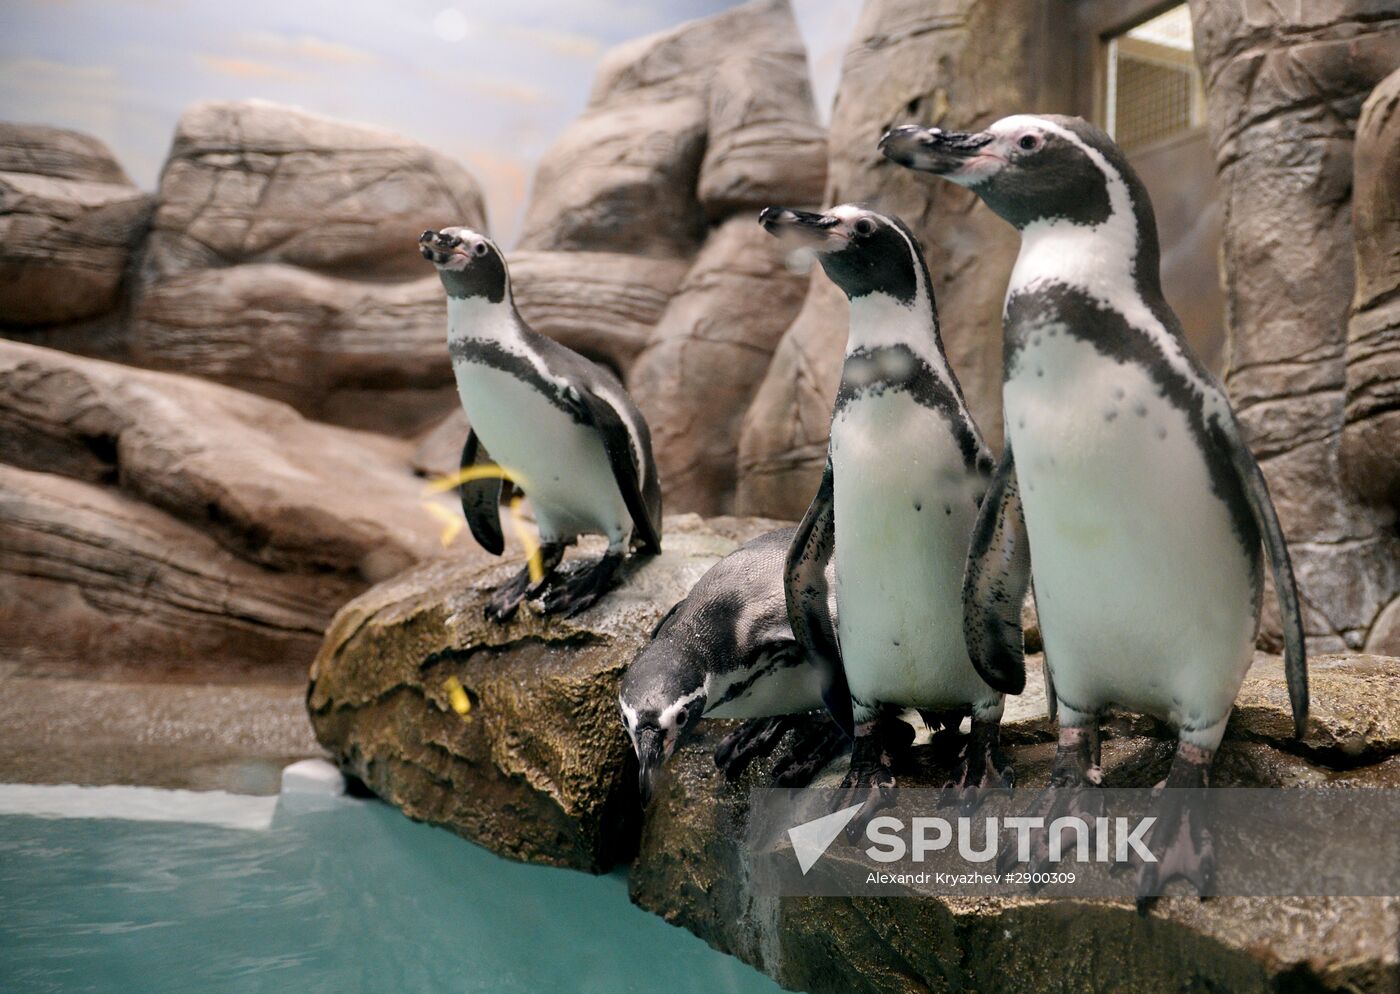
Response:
[787, 803, 866, 875]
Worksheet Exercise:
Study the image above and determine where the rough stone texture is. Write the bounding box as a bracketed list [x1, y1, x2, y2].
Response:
[630, 216, 810, 515]
[127, 101, 485, 434]
[0, 341, 440, 583]
[307, 514, 779, 872]
[1188, 1, 1400, 653]
[139, 101, 485, 282]
[518, 0, 824, 258]
[0, 123, 151, 328]
[737, 0, 1070, 517]
[0, 464, 345, 679]
[508, 251, 689, 376]
[632, 652, 1400, 994]
[133, 266, 455, 434]
[1342, 70, 1400, 548]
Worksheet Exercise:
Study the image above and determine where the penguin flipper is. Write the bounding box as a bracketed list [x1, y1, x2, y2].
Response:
[459, 430, 506, 556]
[572, 387, 663, 555]
[1209, 407, 1308, 737]
[784, 458, 852, 739]
[962, 442, 1030, 695]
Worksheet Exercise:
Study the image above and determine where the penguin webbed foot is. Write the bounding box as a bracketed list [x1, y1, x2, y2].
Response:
[1123, 743, 1217, 913]
[996, 724, 1103, 882]
[771, 716, 849, 787]
[942, 715, 1013, 814]
[541, 551, 623, 617]
[485, 565, 536, 623]
[835, 724, 898, 840]
[714, 716, 796, 782]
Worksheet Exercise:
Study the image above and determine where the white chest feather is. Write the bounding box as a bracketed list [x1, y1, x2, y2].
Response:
[830, 390, 991, 709]
[1004, 330, 1257, 732]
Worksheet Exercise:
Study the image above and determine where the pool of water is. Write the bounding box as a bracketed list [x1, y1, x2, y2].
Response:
[0, 789, 783, 994]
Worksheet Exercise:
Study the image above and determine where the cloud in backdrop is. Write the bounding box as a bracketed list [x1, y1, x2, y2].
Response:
[1, 0, 859, 246]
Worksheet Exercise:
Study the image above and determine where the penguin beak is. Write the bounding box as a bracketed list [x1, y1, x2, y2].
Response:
[418, 229, 468, 267]
[879, 125, 996, 181]
[635, 727, 666, 806]
[758, 206, 842, 251]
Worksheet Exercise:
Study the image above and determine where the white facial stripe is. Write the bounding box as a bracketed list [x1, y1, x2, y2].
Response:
[658, 686, 706, 732]
[1001, 116, 1210, 400]
[618, 696, 640, 750]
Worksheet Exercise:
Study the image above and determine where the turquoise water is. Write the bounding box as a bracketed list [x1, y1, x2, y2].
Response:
[0, 795, 783, 994]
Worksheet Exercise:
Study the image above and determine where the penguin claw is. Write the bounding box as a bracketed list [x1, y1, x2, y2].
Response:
[485, 565, 535, 623]
[714, 716, 793, 782]
[996, 784, 1105, 881]
[771, 719, 849, 787]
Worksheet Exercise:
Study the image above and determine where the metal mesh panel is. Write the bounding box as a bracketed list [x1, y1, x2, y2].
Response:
[1104, 5, 1203, 152]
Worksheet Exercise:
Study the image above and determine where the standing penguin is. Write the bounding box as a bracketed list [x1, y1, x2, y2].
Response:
[760, 204, 1009, 806]
[881, 116, 1307, 898]
[420, 227, 662, 621]
[619, 527, 853, 804]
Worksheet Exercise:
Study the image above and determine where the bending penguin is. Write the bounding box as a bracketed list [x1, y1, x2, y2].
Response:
[420, 227, 662, 621]
[881, 116, 1307, 900]
[619, 527, 852, 804]
[760, 203, 1008, 808]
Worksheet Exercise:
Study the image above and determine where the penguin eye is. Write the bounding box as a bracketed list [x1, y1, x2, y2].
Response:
[674, 707, 689, 728]
[853, 218, 876, 236]
[1017, 134, 1042, 152]
[473, 242, 489, 257]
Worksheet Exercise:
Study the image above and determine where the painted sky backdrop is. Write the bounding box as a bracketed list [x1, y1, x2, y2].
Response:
[2, 0, 859, 246]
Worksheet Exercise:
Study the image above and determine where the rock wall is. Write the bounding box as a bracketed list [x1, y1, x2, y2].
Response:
[736, 0, 1073, 518]
[0, 124, 150, 334]
[125, 101, 487, 436]
[0, 340, 446, 677]
[1342, 68, 1400, 650]
[1188, 1, 1400, 654]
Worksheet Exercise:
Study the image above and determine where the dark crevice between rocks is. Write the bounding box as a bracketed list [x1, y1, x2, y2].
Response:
[418, 632, 605, 672]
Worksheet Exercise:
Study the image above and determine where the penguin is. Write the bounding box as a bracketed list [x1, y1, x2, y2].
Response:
[619, 527, 857, 803]
[759, 204, 1008, 808]
[420, 227, 662, 621]
[880, 115, 1307, 900]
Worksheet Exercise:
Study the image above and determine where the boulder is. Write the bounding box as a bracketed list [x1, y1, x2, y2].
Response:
[737, 0, 1069, 517]
[132, 265, 456, 435]
[0, 464, 343, 679]
[0, 123, 151, 328]
[412, 407, 470, 480]
[307, 514, 781, 872]
[518, 0, 824, 257]
[631, 652, 1400, 994]
[0, 340, 439, 582]
[139, 101, 486, 282]
[630, 215, 810, 515]
[508, 251, 689, 376]
[1342, 69, 1400, 542]
[128, 101, 485, 434]
[1188, 1, 1400, 652]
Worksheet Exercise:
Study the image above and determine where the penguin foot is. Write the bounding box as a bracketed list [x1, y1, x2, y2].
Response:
[541, 551, 623, 617]
[836, 724, 897, 839]
[485, 565, 536, 623]
[771, 717, 849, 787]
[996, 724, 1104, 881]
[943, 715, 1013, 813]
[714, 716, 796, 782]
[1125, 788, 1216, 913]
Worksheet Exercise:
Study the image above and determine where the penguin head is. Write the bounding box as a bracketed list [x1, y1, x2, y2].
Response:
[758, 204, 924, 304]
[618, 643, 707, 805]
[879, 114, 1134, 232]
[418, 226, 508, 303]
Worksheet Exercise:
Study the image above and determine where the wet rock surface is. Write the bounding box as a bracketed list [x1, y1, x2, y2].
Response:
[1188, 0, 1400, 654]
[632, 653, 1400, 994]
[307, 515, 779, 872]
